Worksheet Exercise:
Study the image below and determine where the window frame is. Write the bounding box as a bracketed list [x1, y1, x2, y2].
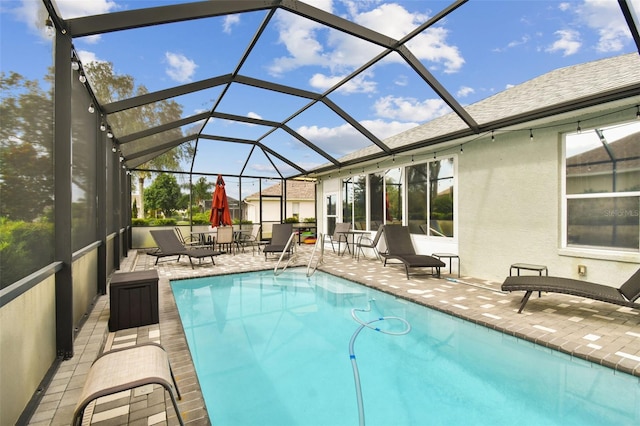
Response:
[561, 121, 640, 255]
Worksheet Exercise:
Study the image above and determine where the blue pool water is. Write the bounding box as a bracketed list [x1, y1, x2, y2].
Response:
[171, 268, 639, 426]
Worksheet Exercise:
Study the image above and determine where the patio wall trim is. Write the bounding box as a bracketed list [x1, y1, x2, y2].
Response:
[0, 262, 63, 308]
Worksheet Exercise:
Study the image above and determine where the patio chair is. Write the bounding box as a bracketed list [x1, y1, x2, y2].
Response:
[502, 268, 640, 313]
[150, 229, 221, 268]
[215, 226, 238, 254]
[355, 224, 385, 261]
[382, 224, 445, 279]
[237, 224, 263, 254]
[263, 223, 294, 260]
[174, 227, 202, 247]
[323, 222, 351, 254]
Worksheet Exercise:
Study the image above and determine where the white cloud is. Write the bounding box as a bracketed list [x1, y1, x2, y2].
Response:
[13, 0, 117, 40]
[54, 0, 118, 19]
[359, 119, 419, 140]
[296, 122, 371, 155]
[75, 50, 105, 65]
[558, 2, 571, 12]
[373, 95, 451, 122]
[268, 2, 465, 76]
[165, 52, 198, 83]
[223, 15, 240, 34]
[247, 112, 263, 120]
[456, 86, 475, 98]
[295, 118, 418, 156]
[309, 71, 377, 94]
[575, 0, 638, 53]
[546, 29, 581, 56]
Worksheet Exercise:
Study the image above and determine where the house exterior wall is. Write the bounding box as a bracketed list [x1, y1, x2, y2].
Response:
[244, 199, 315, 224]
[317, 105, 639, 285]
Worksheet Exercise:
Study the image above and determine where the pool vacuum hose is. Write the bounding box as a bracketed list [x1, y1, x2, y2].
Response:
[349, 300, 411, 426]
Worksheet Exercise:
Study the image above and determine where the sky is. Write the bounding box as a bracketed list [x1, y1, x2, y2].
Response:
[2, 0, 639, 197]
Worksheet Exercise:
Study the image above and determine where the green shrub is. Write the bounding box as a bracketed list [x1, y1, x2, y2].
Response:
[191, 212, 210, 225]
[0, 218, 54, 289]
[150, 218, 177, 226]
[132, 218, 151, 226]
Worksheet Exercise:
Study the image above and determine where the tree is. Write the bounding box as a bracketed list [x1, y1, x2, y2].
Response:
[0, 71, 54, 221]
[84, 62, 191, 217]
[191, 177, 213, 212]
[144, 173, 182, 217]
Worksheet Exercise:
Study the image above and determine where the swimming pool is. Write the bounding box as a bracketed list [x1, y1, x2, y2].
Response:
[171, 268, 639, 425]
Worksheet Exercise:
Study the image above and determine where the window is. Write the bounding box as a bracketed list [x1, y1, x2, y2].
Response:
[385, 168, 403, 224]
[325, 193, 337, 235]
[564, 121, 640, 252]
[369, 172, 384, 229]
[407, 158, 455, 237]
[342, 176, 366, 229]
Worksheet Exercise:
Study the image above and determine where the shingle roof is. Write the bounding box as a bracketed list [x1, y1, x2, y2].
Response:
[244, 180, 315, 201]
[333, 53, 640, 165]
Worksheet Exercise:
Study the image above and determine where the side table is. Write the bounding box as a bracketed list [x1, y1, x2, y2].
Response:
[432, 253, 460, 278]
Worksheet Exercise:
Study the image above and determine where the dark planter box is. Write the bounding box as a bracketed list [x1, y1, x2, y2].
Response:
[109, 270, 159, 331]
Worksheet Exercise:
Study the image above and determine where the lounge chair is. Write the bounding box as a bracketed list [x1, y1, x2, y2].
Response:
[150, 229, 221, 268]
[355, 224, 385, 261]
[501, 268, 640, 313]
[382, 224, 445, 279]
[263, 223, 294, 259]
[73, 343, 183, 426]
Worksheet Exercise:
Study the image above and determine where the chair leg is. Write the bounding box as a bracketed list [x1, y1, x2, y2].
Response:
[518, 291, 533, 313]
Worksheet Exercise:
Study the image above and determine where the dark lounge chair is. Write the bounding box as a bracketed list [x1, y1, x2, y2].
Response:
[501, 268, 640, 313]
[382, 225, 445, 279]
[150, 229, 221, 268]
[263, 223, 294, 260]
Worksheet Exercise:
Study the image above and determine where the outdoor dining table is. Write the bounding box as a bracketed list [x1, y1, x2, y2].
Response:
[190, 229, 217, 246]
[336, 230, 369, 257]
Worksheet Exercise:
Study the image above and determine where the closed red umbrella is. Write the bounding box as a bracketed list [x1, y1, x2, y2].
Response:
[209, 175, 232, 227]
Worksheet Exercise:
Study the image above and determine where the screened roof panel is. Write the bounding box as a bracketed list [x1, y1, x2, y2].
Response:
[25, 0, 638, 178]
[214, 83, 312, 123]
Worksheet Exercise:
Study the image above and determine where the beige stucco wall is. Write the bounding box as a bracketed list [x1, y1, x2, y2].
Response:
[0, 275, 56, 426]
[73, 248, 99, 326]
[317, 107, 639, 285]
[458, 126, 562, 281]
[244, 199, 315, 225]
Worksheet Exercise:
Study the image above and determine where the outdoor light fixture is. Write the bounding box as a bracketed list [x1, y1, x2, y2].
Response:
[71, 60, 80, 71]
[78, 71, 87, 84]
[106, 129, 113, 139]
[119, 155, 124, 163]
[460, 145, 464, 153]
[491, 130, 495, 142]
[577, 121, 582, 133]
[111, 145, 117, 153]
[100, 122, 106, 131]
[529, 129, 534, 141]
[88, 103, 95, 114]
[45, 17, 54, 37]
[636, 105, 639, 119]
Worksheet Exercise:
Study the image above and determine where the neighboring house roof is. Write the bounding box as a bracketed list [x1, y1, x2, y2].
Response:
[244, 180, 315, 201]
[567, 132, 640, 178]
[331, 53, 640, 166]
